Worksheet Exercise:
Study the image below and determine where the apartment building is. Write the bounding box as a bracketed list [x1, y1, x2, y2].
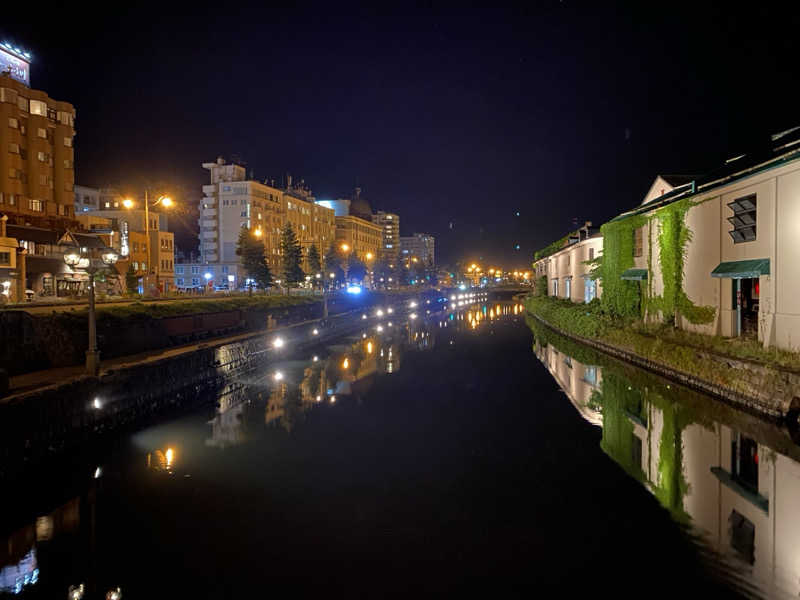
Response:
[400, 233, 435, 267]
[372, 211, 400, 266]
[335, 215, 382, 263]
[198, 158, 335, 288]
[0, 65, 76, 230]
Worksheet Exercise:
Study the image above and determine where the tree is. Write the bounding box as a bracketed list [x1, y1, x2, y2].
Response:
[280, 223, 305, 287]
[307, 244, 322, 276]
[372, 260, 392, 288]
[125, 263, 139, 295]
[348, 256, 367, 283]
[236, 226, 272, 289]
[323, 246, 344, 284]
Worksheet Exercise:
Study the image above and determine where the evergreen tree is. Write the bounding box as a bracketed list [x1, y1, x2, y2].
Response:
[280, 223, 305, 287]
[125, 263, 139, 295]
[236, 226, 272, 289]
[307, 244, 322, 276]
[348, 256, 367, 283]
[323, 246, 344, 285]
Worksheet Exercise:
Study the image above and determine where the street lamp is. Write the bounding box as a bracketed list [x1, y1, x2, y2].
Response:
[339, 243, 352, 284]
[123, 192, 173, 295]
[64, 247, 118, 375]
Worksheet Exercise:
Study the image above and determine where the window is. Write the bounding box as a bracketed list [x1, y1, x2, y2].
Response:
[551, 279, 558, 297]
[564, 277, 571, 299]
[63, 136, 72, 147]
[177, 278, 184, 286]
[222, 265, 228, 273]
[633, 226, 644, 257]
[8, 143, 19, 154]
[0, 252, 10, 265]
[8, 117, 17, 128]
[176, 266, 184, 274]
[191, 266, 200, 274]
[589, 247, 594, 260]
[30, 100, 47, 116]
[728, 194, 757, 243]
[192, 278, 200, 286]
[37, 127, 46, 138]
[17, 96, 28, 112]
[28, 199, 43, 212]
[132, 262, 139, 271]
[64, 159, 73, 169]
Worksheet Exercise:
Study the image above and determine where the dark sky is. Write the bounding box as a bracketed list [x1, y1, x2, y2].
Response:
[3, 3, 799, 266]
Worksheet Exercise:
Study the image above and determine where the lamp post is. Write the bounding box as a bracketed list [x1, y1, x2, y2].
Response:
[340, 243, 351, 284]
[64, 248, 119, 375]
[123, 192, 172, 296]
[364, 251, 374, 289]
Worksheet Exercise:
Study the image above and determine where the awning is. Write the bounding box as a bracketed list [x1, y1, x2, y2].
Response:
[621, 268, 648, 281]
[711, 259, 770, 279]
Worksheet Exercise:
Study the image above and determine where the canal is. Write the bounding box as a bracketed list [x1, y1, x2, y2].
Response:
[1, 295, 798, 597]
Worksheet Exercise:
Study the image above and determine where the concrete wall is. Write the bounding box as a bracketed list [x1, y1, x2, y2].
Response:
[541, 236, 603, 303]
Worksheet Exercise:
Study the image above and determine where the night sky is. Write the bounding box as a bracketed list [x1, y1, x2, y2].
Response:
[3, 3, 799, 265]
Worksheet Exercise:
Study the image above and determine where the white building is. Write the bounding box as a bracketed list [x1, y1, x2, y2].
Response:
[400, 233, 435, 266]
[533, 222, 603, 303]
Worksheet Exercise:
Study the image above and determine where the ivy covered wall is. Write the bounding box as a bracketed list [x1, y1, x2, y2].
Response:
[595, 199, 715, 326]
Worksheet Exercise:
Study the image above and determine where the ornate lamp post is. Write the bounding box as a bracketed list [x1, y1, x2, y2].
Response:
[64, 248, 119, 375]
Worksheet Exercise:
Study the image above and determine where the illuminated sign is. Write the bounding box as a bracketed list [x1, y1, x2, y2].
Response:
[0, 44, 31, 86]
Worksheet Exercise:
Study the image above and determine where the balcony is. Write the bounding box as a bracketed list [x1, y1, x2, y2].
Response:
[204, 253, 219, 262]
[201, 219, 217, 228]
[202, 184, 216, 194]
[203, 242, 218, 251]
[202, 208, 217, 217]
[201, 230, 217, 239]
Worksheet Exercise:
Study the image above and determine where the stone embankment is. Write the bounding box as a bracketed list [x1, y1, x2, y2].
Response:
[0, 289, 447, 480]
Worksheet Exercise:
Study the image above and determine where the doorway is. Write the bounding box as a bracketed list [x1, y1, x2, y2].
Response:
[732, 278, 759, 337]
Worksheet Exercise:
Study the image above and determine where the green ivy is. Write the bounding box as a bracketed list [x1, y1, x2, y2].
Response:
[533, 235, 568, 261]
[650, 199, 715, 326]
[598, 215, 648, 319]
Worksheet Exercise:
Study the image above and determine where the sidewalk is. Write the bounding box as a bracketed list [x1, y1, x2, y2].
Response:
[5, 310, 347, 402]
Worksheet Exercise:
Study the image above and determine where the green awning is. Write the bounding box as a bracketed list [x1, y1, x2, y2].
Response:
[621, 268, 648, 281]
[710, 259, 770, 279]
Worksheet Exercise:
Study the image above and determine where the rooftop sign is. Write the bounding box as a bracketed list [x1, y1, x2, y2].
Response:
[0, 43, 31, 86]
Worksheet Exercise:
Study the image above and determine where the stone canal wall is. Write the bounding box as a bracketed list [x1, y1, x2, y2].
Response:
[0, 309, 366, 481]
[527, 312, 800, 421]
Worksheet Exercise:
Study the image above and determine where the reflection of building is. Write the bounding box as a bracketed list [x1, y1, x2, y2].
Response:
[0, 497, 79, 595]
[540, 323, 800, 597]
[533, 336, 602, 426]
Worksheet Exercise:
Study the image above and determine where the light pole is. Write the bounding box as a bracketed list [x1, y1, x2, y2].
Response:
[122, 192, 172, 295]
[339, 243, 351, 284]
[64, 248, 119, 375]
[364, 251, 374, 289]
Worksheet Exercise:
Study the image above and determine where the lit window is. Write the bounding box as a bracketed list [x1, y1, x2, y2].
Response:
[37, 127, 46, 138]
[30, 100, 47, 116]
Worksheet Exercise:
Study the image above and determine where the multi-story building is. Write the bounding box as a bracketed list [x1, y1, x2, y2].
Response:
[532, 221, 602, 303]
[400, 233, 435, 267]
[335, 215, 381, 264]
[0, 62, 76, 230]
[74, 184, 100, 213]
[196, 158, 335, 289]
[372, 211, 400, 267]
[283, 177, 335, 270]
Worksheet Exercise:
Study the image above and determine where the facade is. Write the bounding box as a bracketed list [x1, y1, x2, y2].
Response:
[612, 127, 800, 350]
[334, 215, 382, 262]
[532, 222, 602, 303]
[73, 184, 100, 213]
[199, 158, 335, 279]
[400, 233, 435, 267]
[149, 229, 175, 295]
[0, 215, 19, 301]
[372, 211, 400, 266]
[0, 72, 76, 230]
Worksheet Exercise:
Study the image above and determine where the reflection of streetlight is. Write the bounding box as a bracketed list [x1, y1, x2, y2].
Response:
[273, 337, 285, 349]
[64, 247, 118, 375]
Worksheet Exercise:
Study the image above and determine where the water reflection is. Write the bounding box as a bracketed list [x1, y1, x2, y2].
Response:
[0, 498, 79, 595]
[528, 314, 800, 598]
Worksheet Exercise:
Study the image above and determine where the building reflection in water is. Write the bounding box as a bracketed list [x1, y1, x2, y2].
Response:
[0, 498, 80, 594]
[529, 314, 800, 597]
